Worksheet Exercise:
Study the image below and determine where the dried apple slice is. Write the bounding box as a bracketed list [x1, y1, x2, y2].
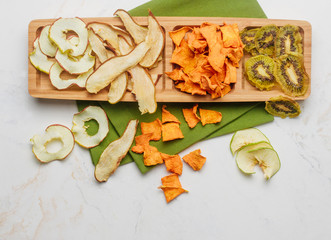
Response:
[30, 124, 74, 163]
[139, 11, 165, 68]
[71, 106, 109, 148]
[114, 9, 148, 44]
[86, 41, 150, 93]
[55, 36, 95, 74]
[49, 17, 88, 57]
[95, 119, 138, 182]
[49, 62, 93, 89]
[29, 37, 55, 74]
[39, 25, 57, 57]
[108, 72, 128, 104]
[88, 29, 114, 63]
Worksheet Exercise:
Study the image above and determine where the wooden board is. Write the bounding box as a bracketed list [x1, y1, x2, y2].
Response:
[28, 17, 311, 102]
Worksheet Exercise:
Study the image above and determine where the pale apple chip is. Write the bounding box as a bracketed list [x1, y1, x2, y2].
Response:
[182, 149, 206, 171]
[143, 145, 163, 166]
[199, 108, 222, 126]
[141, 119, 162, 141]
[159, 174, 188, 203]
[131, 133, 153, 154]
[29, 37, 56, 74]
[182, 104, 201, 128]
[95, 119, 138, 182]
[162, 122, 184, 142]
[107, 72, 128, 104]
[88, 29, 114, 63]
[161, 153, 183, 175]
[38, 25, 57, 57]
[162, 105, 180, 124]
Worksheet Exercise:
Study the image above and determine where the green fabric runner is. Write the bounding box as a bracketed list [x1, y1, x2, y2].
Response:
[76, 0, 273, 174]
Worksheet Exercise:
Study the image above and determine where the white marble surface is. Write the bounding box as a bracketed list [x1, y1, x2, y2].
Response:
[1, 0, 330, 239]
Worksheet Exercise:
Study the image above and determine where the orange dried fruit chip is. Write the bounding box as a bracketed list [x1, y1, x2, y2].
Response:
[141, 118, 162, 141]
[131, 133, 153, 154]
[199, 108, 222, 126]
[169, 26, 192, 47]
[161, 153, 183, 175]
[159, 174, 188, 203]
[182, 149, 206, 171]
[182, 104, 200, 128]
[162, 105, 180, 124]
[143, 145, 163, 166]
[162, 122, 184, 142]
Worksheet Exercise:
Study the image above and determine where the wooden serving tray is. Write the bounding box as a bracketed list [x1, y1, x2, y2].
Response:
[28, 17, 311, 102]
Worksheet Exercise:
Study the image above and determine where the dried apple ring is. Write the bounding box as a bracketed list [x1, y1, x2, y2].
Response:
[29, 37, 55, 74]
[71, 106, 109, 148]
[30, 124, 75, 163]
[49, 17, 88, 57]
[39, 25, 58, 57]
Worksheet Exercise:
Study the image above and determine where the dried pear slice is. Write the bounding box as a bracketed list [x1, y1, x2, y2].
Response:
[29, 37, 55, 74]
[49, 17, 88, 57]
[139, 11, 165, 68]
[95, 119, 138, 182]
[240, 27, 259, 54]
[265, 95, 301, 118]
[107, 72, 128, 104]
[85, 41, 150, 93]
[245, 55, 276, 90]
[49, 62, 93, 89]
[230, 128, 270, 155]
[275, 55, 309, 96]
[275, 25, 303, 58]
[30, 124, 75, 163]
[71, 106, 109, 148]
[55, 36, 95, 75]
[39, 25, 57, 57]
[114, 9, 148, 44]
[88, 29, 114, 63]
[255, 24, 278, 56]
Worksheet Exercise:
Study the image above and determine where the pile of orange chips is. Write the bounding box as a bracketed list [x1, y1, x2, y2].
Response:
[166, 22, 244, 98]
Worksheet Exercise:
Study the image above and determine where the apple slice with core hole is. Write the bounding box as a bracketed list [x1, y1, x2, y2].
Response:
[30, 124, 74, 163]
[49, 17, 88, 57]
[38, 25, 57, 57]
[230, 128, 270, 155]
[71, 106, 109, 148]
[49, 62, 93, 89]
[95, 119, 138, 182]
[236, 143, 280, 180]
[29, 37, 55, 74]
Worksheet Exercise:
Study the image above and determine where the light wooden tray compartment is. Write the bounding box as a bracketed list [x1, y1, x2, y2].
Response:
[28, 17, 311, 102]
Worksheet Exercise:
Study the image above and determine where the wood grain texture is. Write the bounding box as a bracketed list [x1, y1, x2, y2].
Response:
[28, 16, 311, 102]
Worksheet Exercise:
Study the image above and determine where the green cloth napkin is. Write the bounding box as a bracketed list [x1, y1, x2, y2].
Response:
[76, 0, 273, 174]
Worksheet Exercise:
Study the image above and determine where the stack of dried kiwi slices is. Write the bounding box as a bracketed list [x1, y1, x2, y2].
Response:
[240, 24, 309, 118]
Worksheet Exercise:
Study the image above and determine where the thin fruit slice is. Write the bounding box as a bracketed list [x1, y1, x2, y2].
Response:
[86, 41, 150, 93]
[30, 124, 74, 163]
[95, 119, 138, 182]
[255, 24, 278, 56]
[88, 29, 114, 63]
[39, 25, 57, 57]
[49, 17, 88, 57]
[240, 27, 259, 55]
[72, 106, 109, 148]
[114, 9, 148, 44]
[139, 11, 165, 68]
[265, 95, 301, 118]
[49, 62, 93, 89]
[275, 25, 303, 58]
[107, 72, 128, 104]
[230, 128, 270, 155]
[29, 37, 55, 74]
[236, 144, 280, 180]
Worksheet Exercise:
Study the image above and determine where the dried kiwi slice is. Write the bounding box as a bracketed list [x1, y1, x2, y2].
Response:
[245, 55, 276, 90]
[255, 24, 278, 56]
[275, 55, 309, 96]
[275, 25, 303, 58]
[240, 28, 259, 54]
[265, 95, 301, 118]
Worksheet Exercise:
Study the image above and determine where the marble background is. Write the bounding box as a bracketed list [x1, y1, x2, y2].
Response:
[0, 0, 330, 239]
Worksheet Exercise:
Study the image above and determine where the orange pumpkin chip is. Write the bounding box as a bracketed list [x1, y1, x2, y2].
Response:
[159, 174, 188, 203]
[141, 119, 162, 141]
[143, 145, 163, 166]
[162, 122, 184, 142]
[220, 23, 241, 48]
[169, 26, 192, 47]
[182, 149, 206, 171]
[162, 105, 180, 124]
[131, 133, 153, 154]
[199, 108, 222, 126]
[161, 153, 183, 175]
[182, 105, 200, 128]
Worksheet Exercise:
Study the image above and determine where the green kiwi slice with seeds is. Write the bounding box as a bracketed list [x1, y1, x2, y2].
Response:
[255, 24, 279, 56]
[265, 95, 301, 118]
[275, 25, 303, 58]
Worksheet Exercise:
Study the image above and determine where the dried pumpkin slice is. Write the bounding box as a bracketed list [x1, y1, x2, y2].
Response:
[182, 105, 200, 128]
[114, 9, 148, 44]
[71, 106, 109, 148]
[30, 124, 75, 163]
[182, 149, 206, 171]
[49, 17, 88, 57]
[29, 37, 55, 74]
[141, 119, 162, 141]
[199, 108, 222, 126]
[95, 119, 138, 182]
[107, 72, 128, 104]
[85, 41, 150, 93]
[38, 25, 57, 57]
[265, 95, 301, 118]
[159, 174, 188, 203]
[49, 62, 93, 89]
[139, 11, 165, 68]
[161, 153, 183, 175]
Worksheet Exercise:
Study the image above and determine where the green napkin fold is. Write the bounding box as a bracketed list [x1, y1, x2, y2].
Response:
[76, 0, 273, 174]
